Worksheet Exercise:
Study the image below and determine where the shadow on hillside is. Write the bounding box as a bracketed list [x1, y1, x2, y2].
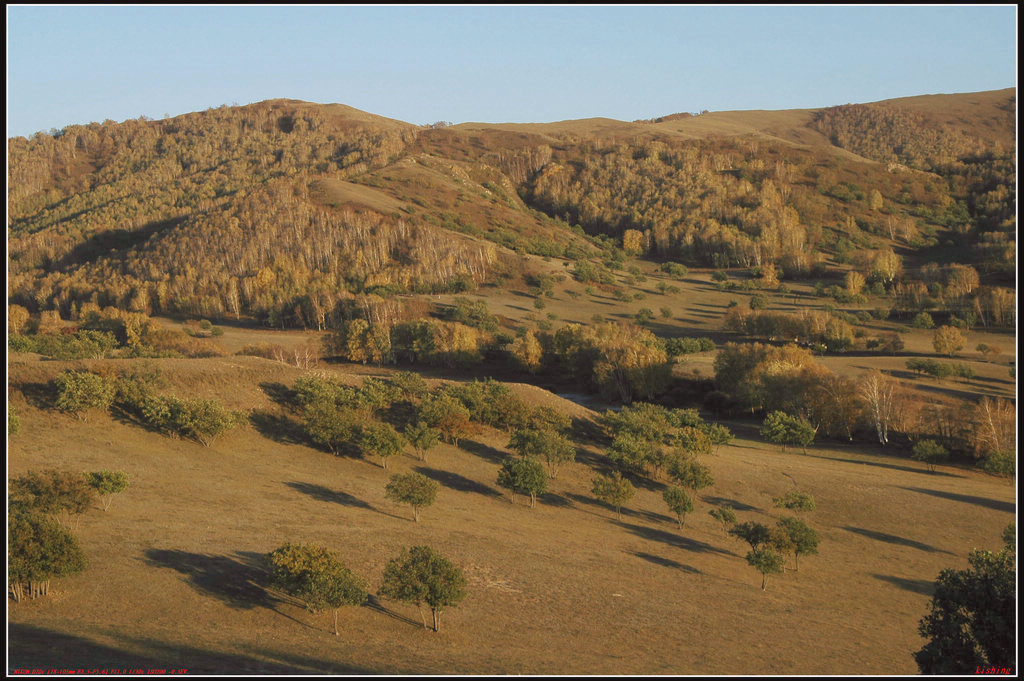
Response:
[250, 411, 309, 446]
[614, 520, 734, 556]
[841, 527, 955, 555]
[258, 381, 296, 410]
[630, 550, 701, 574]
[284, 481, 375, 510]
[364, 594, 426, 630]
[539, 491, 574, 508]
[872, 573, 935, 596]
[7, 622, 368, 674]
[459, 439, 506, 464]
[804, 452, 965, 478]
[15, 381, 57, 410]
[142, 549, 273, 609]
[702, 495, 758, 512]
[52, 217, 187, 271]
[413, 466, 501, 498]
[898, 487, 1015, 514]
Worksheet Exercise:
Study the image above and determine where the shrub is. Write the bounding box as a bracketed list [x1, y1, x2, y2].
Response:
[55, 371, 116, 420]
[911, 440, 949, 473]
[83, 470, 130, 511]
[9, 469, 97, 528]
[8, 506, 87, 601]
[911, 312, 935, 329]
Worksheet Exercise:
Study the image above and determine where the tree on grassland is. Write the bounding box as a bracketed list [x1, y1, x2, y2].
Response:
[404, 421, 441, 462]
[359, 422, 404, 468]
[496, 456, 547, 508]
[708, 505, 737, 533]
[83, 470, 130, 511]
[773, 516, 819, 570]
[932, 325, 966, 357]
[265, 543, 367, 636]
[508, 427, 576, 478]
[662, 486, 694, 529]
[379, 545, 467, 632]
[54, 371, 115, 420]
[591, 471, 636, 520]
[8, 505, 87, 602]
[914, 537, 1015, 673]
[760, 411, 816, 453]
[385, 472, 439, 522]
[911, 440, 949, 473]
[746, 547, 785, 591]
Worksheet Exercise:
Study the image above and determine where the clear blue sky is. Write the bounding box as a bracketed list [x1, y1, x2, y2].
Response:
[6, 4, 1018, 138]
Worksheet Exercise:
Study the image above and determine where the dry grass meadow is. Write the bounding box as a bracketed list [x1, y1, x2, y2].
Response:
[8, 320, 1015, 674]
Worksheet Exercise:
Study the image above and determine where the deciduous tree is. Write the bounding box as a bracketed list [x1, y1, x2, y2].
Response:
[379, 545, 467, 632]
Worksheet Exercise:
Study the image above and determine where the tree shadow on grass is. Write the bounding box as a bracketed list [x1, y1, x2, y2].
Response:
[284, 481, 375, 510]
[872, 573, 935, 596]
[250, 410, 309, 446]
[841, 526, 956, 555]
[805, 452, 965, 478]
[142, 549, 273, 610]
[702, 495, 758, 512]
[258, 381, 295, 410]
[898, 487, 1015, 514]
[412, 466, 501, 498]
[364, 594, 426, 631]
[614, 520, 735, 556]
[8, 623, 370, 674]
[630, 550, 701, 574]
[14, 381, 57, 410]
[459, 439, 506, 464]
[539, 491, 574, 508]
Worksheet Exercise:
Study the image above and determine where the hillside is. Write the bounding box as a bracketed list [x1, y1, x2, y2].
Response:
[7, 89, 1016, 325]
[7, 356, 1015, 674]
[7, 88, 1017, 675]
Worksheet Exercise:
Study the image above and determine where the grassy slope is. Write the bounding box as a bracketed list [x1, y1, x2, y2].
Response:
[8, 341, 1015, 674]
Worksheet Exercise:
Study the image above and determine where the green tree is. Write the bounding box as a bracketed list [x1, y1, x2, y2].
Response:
[9, 469, 97, 529]
[266, 543, 368, 636]
[668, 456, 714, 492]
[760, 411, 816, 453]
[9, 402, 20, 435]
[771, 491, 817, 513]
[729, 521, 772, 551]
[404, 421, 441, 462]
[911, 312, 935, 329]
[746, 547, 785, 591]
[591, 471, 636, 520]
[417, 392, 473, 447]
[54, 370, 116, 420]
[662, 486, 694, 529]
[179, 398, 245, 447]
[83, 470, 130, 511]
[385, 472, 439, 522]
[774, 516, 819, 570]
[359, 422, 404, 468]
[8, 505, 87, 602]
[915, 544, 1015, 673]
[496, 456, 548, 507]
[709, 505, 737, 532]
[911, 439, 950, 473]
[303, 401, 360, 454]
[509, 427, 576, 478]
[379, 545, 467, 632]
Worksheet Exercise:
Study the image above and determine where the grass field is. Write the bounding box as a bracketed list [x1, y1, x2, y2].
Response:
[7, 348, 1014, 675]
